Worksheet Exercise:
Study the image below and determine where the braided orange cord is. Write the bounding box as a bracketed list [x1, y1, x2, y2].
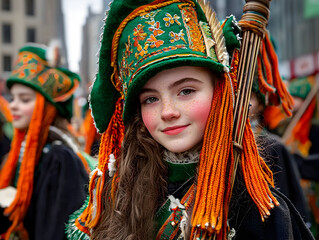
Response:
[191, 73, 234, 237]
[263, 105, 287, 130]
[264, 33, 293, 116]
[0, 95, 13, 122]
[0, 129, 25, 187]
[257, 56, 276, 95]
[80, 96, 125, 228]
[229, 49, 239, 92]
[261, 42, 273, 86]
[287, 99, 316, 147]
[83, 109, 97, 154]
[241, 120, 279, 222]
[80, 130, 109, 226]
[76, 152, 91, 174]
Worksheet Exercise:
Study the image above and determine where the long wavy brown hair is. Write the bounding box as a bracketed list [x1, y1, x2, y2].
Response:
[92, 113, 168, 239]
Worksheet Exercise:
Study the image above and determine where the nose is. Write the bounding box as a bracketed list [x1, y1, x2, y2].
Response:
[161, 98, 180, 121]
[9, 98, 18, 111]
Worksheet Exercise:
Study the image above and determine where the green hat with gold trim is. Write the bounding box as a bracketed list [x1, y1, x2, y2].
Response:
[6, 44, 80, 120]
[90, 0, 240, 133]
[289, 76, 313, 100]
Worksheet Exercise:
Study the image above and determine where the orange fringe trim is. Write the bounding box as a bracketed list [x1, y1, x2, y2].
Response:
[80, 96, 124, 228]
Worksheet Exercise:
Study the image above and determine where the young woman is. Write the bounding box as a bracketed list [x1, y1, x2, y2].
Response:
[0, 44, 94, 240]
[67, 0, 314, 239]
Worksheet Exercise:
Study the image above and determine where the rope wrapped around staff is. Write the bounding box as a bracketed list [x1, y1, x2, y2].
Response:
[232, 0, 271, 185]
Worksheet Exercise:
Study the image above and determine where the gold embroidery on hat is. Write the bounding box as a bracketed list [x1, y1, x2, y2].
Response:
[163, 13, 181, 27]
[147, 20, 165, 36]
[179, 3, 205, 53]
[169, 29, 187, 44]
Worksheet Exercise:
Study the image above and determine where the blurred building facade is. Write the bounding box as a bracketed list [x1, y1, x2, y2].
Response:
[79, 0, 112, 96]
[79, 5, 103, 95]
[212, 0, 319, 80]
[0, 0, 68, 94]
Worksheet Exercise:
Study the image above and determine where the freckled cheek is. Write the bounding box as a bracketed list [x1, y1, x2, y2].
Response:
[141, 108, 158, 133]
[187, 98, 212, 125]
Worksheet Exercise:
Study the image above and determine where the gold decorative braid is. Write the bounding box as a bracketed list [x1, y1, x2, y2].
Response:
[197, 0, 229, 67]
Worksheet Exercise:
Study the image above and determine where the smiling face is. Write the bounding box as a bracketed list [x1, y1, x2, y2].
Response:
[9, 84, 37, 131]
[139, 66, 215, 153]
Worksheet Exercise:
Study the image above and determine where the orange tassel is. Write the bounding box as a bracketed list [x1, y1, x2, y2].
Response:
[0, 95, 13, 122]
[264, 33, 294, 116]
[256, 33, 294, 118]
[191, 73, 234, 238]
[241, 119, 279, 221]
[263, 105, 287, 130]
[80, 96, 124, 228]
[229, 49, 239, 92]
[0, 129, 25, 187]
[257, 55, 276, 95]
[286, 99, 316, 147]
[82, 109, 98, 154]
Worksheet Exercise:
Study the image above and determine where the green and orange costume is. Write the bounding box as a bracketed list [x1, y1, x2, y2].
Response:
[66, 0, 314, 239]
[0, 45, 95, 240]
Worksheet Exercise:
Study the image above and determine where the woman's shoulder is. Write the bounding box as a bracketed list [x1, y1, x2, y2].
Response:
[229, 187, 314, 240]
[42, 141, 78, 161]
[37, 141, 88, 177]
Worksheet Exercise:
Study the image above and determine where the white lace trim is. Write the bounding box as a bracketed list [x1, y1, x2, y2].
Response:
[163, 146, 201, 164]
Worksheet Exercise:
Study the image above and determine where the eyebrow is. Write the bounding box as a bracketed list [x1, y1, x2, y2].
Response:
[11, 92, 34, 98]
[141, 78, 202, 94]
[18, 93, 34, 96]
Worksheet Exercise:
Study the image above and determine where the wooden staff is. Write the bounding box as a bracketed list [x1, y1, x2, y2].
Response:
[231, 0, 271, 189]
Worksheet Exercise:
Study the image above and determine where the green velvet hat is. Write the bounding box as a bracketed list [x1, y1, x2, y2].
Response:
[289, 76, 313, 100]
[6, 44, 80, 120]
[90, 0, 240, 133]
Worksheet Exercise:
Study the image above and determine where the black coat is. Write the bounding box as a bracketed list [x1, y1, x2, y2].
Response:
[0, 144, 89, 240]
[229, 184, 314, 240]
[258, 133, 311, 224]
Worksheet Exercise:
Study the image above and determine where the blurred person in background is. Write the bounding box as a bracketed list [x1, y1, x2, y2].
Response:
[249, 77, 311, 228]
[285, 76, 319, 238]
[0, 44, 95, 240]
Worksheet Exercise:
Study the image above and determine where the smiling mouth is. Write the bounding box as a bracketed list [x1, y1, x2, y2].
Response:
[12, 116, 21, 120]
[162, 125, 189, 135]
